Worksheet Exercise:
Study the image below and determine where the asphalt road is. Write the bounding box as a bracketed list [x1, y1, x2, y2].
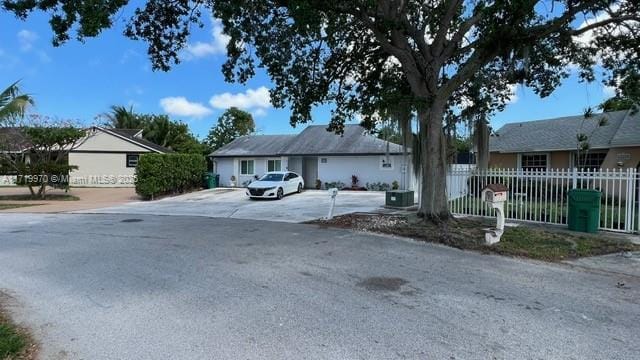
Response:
[0, 213, 638, 360]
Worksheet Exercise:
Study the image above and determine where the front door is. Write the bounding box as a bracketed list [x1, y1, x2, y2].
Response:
[302, 157, 318, 189]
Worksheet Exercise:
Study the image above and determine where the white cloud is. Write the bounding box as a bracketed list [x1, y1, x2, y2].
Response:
[184, 18, 230, 59]
[507, 84, 519, 104]
[209, 86, 272, 111]
[159, 97, 213, 118]
[17, 30, 38, 51]
[603, 85, 617, 98]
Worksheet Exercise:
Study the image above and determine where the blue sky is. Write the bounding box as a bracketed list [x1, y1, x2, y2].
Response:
[0, 10, 616, 140]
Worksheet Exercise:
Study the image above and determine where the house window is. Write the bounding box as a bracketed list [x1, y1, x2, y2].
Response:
[126, 154, 139, 168]
[267, 159, 282, 172]
[380, 156, 394, 170]
[520, 154, 547, 171]
[240, 160, 255, 175]
[575, 152, 607, 170]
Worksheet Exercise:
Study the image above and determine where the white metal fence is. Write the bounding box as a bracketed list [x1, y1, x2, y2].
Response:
[447, 168, 640, 233]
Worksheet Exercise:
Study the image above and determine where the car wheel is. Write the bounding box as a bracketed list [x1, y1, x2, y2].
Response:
[297, 183, 303, 193]
[277, 187, 284, 199]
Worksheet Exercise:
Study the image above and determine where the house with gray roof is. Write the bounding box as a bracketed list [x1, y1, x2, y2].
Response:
[210, 124, 412, 189]
[489, 109, 640, 171]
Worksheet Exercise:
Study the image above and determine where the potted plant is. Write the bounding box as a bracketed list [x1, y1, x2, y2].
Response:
[315, 179, 322, 190]
[351, 175, 359, 189]
[230, 175, 236, 187]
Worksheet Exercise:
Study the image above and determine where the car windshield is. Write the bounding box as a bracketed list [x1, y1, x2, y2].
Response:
[260, 173, 284, 181]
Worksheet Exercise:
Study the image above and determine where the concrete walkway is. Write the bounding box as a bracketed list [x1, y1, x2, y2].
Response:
[79, 188, 387, 223]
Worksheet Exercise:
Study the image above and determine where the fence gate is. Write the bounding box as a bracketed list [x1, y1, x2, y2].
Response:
[447, 168, 639, 233]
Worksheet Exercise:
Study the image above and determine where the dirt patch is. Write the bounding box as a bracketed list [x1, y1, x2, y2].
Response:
[309, 213, 639, 262]
[121, 218, 144, 223]
[357, 277, 409, 292]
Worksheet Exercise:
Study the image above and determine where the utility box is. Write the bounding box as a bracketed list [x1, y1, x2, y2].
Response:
[568, 189, 601, 233]
[385, 190, 414, 207]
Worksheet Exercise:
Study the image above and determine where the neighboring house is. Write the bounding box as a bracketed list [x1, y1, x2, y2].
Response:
[489, 109, 640, 171]
[0, 126, 169, 187]
[210, 124, 412, 189]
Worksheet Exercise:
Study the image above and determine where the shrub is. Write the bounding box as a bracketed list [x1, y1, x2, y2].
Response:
[324, 181, 346, 190]
[365, 182, 391, 191]
[392, 180, 400, 190]
[315, 179, 322, 189]
[136, 153, 206, 200]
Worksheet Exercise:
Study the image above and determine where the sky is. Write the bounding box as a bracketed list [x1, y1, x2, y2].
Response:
[0, 9, 617, 140]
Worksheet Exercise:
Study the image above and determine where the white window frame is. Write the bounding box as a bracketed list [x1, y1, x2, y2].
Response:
[517, 152, 549, 171]
[267, 158, 282, 172]
[240, 159, 255, 175]
[379, 156, 394, 170]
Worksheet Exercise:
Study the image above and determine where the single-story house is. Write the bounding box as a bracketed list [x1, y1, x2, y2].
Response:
[210, 124, 413, 189]
[0, 126, 169, 187]
[489, 109, 640, 171]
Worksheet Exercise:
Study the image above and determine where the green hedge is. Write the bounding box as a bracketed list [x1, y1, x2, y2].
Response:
[135, 153, 206, 199]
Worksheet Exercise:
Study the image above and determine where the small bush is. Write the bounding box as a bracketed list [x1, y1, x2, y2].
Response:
[366, 182, 391, 191]
[136, 153, 206, 199]
[392, 180, 399, 190]
[325, 181, 346, 190]
[315, 179, 322, 189]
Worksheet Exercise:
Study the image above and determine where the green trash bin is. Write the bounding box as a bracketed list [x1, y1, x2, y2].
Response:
[567, 189, 601, 233]
[206, 172, 218, 189]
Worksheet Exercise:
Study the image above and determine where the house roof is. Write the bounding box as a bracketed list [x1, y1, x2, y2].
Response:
[0, 127, 32, 152]
[489, 109, 640, 153]
[98, 127, 170, 153]
[1, 127, 170, 154]
[210, 124, 406, 157]
[212, 135, 296, 157]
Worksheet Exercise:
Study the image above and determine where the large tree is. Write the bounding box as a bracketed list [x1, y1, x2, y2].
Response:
[205, 107, 255, 151]
[4, 0, 639, 220]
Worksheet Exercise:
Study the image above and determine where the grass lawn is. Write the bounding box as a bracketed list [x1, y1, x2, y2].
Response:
[0, 204, 41, 211]
[0, 305, 35, 360]
[0, 194, 79, 201]
[310, 213, 639, 262]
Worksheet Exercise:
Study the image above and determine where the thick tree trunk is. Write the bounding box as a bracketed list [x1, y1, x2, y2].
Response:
[417, 102, 450, 221]
[475, 117, 490, 170]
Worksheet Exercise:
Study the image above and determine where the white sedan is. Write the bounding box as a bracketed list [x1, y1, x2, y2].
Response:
[246, 171, 305, 199]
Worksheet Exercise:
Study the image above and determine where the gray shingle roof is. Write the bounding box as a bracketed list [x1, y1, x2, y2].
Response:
[102, 127, 171, 153]
[489, 110, 639, 153]
[210, 124, 405, 157]
[212, 134, 296, 157]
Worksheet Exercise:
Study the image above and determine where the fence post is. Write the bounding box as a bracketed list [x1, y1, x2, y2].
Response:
[625, 168, 635, 233]
[572, 167, 578, 189]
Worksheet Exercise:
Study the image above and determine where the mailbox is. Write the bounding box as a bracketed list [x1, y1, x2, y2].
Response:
[480, 183, 509, 245]
[482, 184, 509, 203]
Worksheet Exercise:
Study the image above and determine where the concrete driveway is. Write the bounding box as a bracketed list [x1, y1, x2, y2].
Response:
[1, 213, 638, 359]
[81, 188, 387, 222]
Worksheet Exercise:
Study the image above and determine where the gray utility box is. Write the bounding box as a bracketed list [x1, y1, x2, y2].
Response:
[385, 190, 414, 207]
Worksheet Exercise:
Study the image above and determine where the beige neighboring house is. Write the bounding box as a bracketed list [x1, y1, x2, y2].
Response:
[68, 127, 169, 187]
[489, 109, 640, 171]
[0, 127, 169, 188]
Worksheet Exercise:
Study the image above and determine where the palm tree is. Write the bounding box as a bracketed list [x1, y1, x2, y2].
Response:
[103, 105, 144, 129]
[0, 81, 34, 125]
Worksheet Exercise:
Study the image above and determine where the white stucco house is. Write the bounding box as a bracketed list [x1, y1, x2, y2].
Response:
[0, 126, 169, 187]
[210, 124, 414, 190]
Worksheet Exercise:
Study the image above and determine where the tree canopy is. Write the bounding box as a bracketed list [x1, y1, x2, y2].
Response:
[206, 107, 255, 151]
[4, 0, 639, 219]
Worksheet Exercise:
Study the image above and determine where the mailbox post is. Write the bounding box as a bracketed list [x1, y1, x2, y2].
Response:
[481, 184, 509, 245]
[326, 188, 339, 220]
